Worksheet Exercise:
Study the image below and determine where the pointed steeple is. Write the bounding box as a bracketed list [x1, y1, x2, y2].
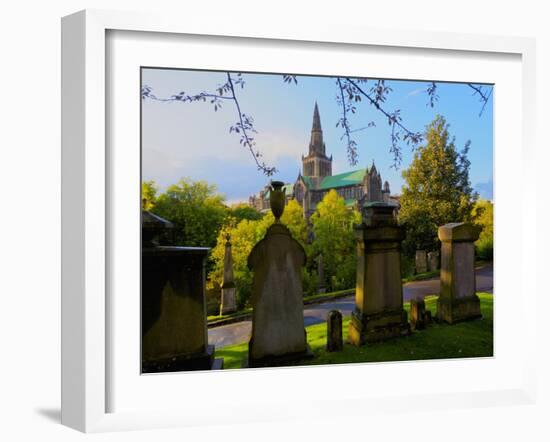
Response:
[370, 160, 377, 175]
[309, 102, 325, 155]
[302, 102, 332, 178]
[312, 101, 322, 132]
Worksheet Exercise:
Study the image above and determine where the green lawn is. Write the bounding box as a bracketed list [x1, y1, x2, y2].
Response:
[215, 293, 493, 369]
[402, 270, 440, 284]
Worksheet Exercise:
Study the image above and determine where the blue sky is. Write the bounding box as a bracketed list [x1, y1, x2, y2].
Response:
[141, 69, 493, 204]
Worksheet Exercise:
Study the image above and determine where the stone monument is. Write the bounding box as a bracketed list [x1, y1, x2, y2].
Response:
[326, 310, 343, 352]
[436, 222, 482, 324]
[141, 210, 222, 372]
[247, 181, 312, 367]
[427, 251, 440, 272]
[415, 250, 428, 274]
[220, 233, 237, 315]
[317, 253, 326, 294]
[349, 202, 410, 345]
[409, 298, 432, 330]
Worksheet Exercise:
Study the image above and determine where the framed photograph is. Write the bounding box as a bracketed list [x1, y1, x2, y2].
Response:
[61, 9, 537, 433]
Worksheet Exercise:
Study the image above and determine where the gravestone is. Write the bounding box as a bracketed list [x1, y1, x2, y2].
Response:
[409, 298, 432, 330]
[141, 210, 222, 372]
[427, 251, 440, 272]
[326, 310, 343, 352]
[349, 202, 410, 345]
[415, 250, 428, 274]
[317, 253, 326, 294]
[247, 181, 312, 367]
[436, 222, 482, 324]
[220, 233, 237, 315]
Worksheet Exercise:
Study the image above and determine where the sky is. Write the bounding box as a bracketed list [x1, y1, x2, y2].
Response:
[141, 69, 493, 204]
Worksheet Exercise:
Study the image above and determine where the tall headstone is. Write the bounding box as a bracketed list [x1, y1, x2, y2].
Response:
[247, 181, 312, 367]
[349, 203, 410, 345]
[415, 250, 428, 274]
[436, 222, 482, 324]
[427, 251, 440, 272]
[141, 210, 222, 372]
[220, 233, 237, 315]
[326, 310, 343, 352]
[317, 253, 326, 294]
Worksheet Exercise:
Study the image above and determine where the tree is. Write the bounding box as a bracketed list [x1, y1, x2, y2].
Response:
[311, 190, 360, 291]
[209, 198, 313, 307]
[472, 199, 493, 260]
[141, 180, 158, 210]
[152, 178, 228, 248]
[228, 203, 264, 223]
[209, 220, 258, 309]
[399, 115, 477, 255]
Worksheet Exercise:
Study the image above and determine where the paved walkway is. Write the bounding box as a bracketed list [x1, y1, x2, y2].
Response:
[208, 263, 493, 349]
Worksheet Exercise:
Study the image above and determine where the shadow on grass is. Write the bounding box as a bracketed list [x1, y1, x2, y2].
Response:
[216, 293, 493, 370]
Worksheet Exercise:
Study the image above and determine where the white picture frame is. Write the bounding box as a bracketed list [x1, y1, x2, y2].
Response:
[61, 9, 537, 433]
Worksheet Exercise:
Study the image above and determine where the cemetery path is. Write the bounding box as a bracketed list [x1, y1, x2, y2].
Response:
[208, 263, 493, 349]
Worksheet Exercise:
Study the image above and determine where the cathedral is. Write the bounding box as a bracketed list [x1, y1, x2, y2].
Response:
[248, 103, 397, 217]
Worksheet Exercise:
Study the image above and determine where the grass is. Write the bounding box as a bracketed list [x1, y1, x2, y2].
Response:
[215, 293, 493, 369]
[302, 288, 354, 304]
[402, 270, 440, 284]
[207, 308, 251, 322]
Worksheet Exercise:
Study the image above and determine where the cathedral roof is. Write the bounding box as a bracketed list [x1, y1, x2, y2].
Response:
[261, 183, 294, 199]
[317, 168, 367, 190]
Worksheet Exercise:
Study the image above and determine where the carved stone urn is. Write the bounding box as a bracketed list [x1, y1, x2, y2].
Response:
[269, 181, 286, 222]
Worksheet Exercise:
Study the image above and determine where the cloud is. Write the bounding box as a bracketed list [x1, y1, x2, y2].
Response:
[407, 87, 425, 97]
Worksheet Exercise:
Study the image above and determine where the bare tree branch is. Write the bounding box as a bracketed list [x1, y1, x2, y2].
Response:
[142, 74, 277, 176]
[467, 83, 492, 116]
[426, 82, 439, 108]
[336, 78, 358, 165]
[341, 78, 423, 168]
[226, 73, 277, 176]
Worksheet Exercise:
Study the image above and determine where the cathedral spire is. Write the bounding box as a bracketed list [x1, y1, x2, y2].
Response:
[309, 102, 325, 155]
[303, 102, 332, 178]
[312, 101, 322, 132]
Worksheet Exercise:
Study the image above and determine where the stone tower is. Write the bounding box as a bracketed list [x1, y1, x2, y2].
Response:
[302, 102, 332, 178]
[365, 161, 383, 202]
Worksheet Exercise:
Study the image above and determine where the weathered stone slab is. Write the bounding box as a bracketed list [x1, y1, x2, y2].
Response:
[415, 250, 428, 274]
[141, 210, 220, 372]
[247, 222, 311, 367]
[349, 203, 410, 345]
[141, 246, 215, 372]
[326, 310, 343, 352]
[436, 222, 482, 324]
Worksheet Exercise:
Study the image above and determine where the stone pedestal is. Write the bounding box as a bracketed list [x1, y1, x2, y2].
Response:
[436, 222, 482, 324]
[427, 251, 440, 272]
[415, 250, 428, 274]
[141, 210, 222, 372]
[247, 222, 312, 367]
[220, 234, 237, 315]
[326, 310, 343, 352]
[349, 203, 410, 345]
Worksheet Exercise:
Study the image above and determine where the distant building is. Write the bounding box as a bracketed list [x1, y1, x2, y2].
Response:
[249, 103, 398, 217]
